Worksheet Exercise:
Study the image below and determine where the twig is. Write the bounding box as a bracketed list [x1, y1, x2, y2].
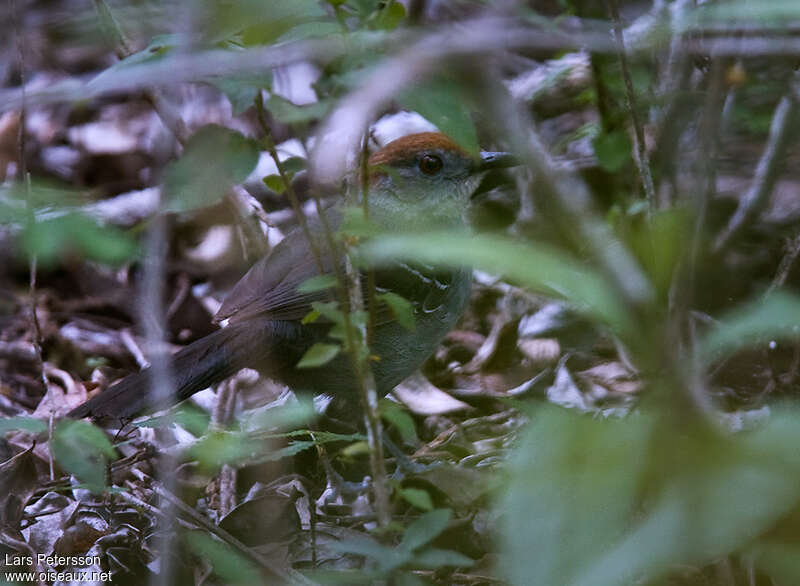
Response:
[6, 20, 800, 117]
[135, 214, 180, 586]
[211, 377, 240, 518]
[254, 94, 326, 275]
[362, 133, 377, 346]
[338, 131, 390, 529]
[713, 83, 798, 253]
[256, 97, 390, 527]
[606, 0, 656, 213]
[10, 0, 47, 392]
[686, 59, 729, 300]
[343, 253, 390, 528]
[767, 233, 800, 295]
[0, 20, 621, 116]
[480, 70, 654, 311]
[92, 0, 189, 146]
[134, 473, 315, 584]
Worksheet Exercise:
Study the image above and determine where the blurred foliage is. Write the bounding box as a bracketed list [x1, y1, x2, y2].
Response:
[321, 509, 473, 583]
[51, 420, 118, 494]
[502, 404, 800, 586]
[183, 530, 262, 585]
[163, 124, 259, 212]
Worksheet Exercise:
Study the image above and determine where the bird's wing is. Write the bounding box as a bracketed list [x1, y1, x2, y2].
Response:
[216, 207, 342, 324]
[216, 205, 463, 327]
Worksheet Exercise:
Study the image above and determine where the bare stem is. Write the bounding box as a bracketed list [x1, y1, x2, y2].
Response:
[92, 0, 189, 145]
[256, 98, 390, 526]
[350, 131, 389, 528]
[605, 0, 656, 213]
[713, 81, 798, 253]
[255, 94, 326, 275]
[10, 0, 47, 392]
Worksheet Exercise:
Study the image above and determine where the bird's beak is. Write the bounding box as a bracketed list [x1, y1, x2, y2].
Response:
[477, 151, 518, 171]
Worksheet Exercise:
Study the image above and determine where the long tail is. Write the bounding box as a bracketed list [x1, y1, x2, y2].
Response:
[68, 319, 284, 421]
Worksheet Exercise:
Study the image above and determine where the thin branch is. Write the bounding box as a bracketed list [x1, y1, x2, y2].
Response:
[126, 470, 314, 584]
[3, 18, 800, 116]
[479, 70, 655, 311]
[767, 233, 800, 296]
[343, 253, 390, 528]
[136, 214, 179, 586]
[255, 94, 327, 275]
[0, 18, 614, 118]
[256, 97, 390, 526]
[343, 131, 390, 529]
[361, 132, 377, 346]
[10, 0, 47, 392]
[92, 0, 188, 146]
[606, 0, 656, 213]
[713, 83, 798, 253]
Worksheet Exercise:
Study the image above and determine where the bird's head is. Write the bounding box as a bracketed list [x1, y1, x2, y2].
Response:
[366, 132, 515, 229]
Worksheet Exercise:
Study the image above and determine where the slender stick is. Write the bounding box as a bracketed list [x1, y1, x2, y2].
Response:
[348, 131, 389, 528]
[93, 0, 189, 146]
[254, 94, 326, 274]
[256, 99, 390, 526]
[10, 0, 47, 393]
[605, 0, 657, 213]
[714, 84, 798, 253]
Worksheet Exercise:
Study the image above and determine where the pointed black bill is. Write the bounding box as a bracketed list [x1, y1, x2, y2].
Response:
[477, 151, 518, 171]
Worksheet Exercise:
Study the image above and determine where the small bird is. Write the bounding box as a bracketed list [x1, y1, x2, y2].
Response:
[68, 132, 515, 421]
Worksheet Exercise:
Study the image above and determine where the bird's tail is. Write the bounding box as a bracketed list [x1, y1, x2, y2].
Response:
[67, 319, 282, 421]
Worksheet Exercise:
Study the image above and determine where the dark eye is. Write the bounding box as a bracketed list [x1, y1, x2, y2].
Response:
[419, 154, 443, 175]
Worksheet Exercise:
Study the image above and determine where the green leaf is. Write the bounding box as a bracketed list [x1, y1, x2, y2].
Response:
[379, 292, 415, 331]
[281, 156, 307, 175]
[52, 420, 117, 494]
[311, 301, 346, 324]
[211, 72, 272, 115]
[372, 1, 406, 30]
[258, 440, 317, 461]
[400, 509, 452, 552]
[698, 291, 800, 362]
[188, 430, 254, 472]
[164, 125, 259, 213]
[500, 405, 800, 586]
[399, 77, 479, 156]
[400, 488, 433, 511]
[500, 407, 653, 586]
[413, 547, 473, 569]
[184, 531, 261, 585]
[265, 95, 332, 125]
[301, 308, 321, 324]
[380, 399, 418, 444]
[207, 0, 327, 45]
[697, 0, 800, 25]
[749, 543, 800, 584]
[89, 35, 175, 90]
[263, 174, 286, 194]
[366, 232, 633, 336]
[243, 398, 316, 431]
[297, 274, 338, 293]
[297, 342, 341, 368]
[23, 213, 137, 266]
[136, 404, 210, 436]
[0, 416, 47, 435]
[593, 130, 632, 172]
[330, 535, 411, 573]
[275, 21, 344, 43]
[345, 0, 382, 18]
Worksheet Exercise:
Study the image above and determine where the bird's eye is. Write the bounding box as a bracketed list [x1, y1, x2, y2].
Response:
[418, 154, 443, 175]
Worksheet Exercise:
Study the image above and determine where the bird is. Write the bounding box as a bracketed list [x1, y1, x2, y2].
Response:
[67, 132, 516, 422]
